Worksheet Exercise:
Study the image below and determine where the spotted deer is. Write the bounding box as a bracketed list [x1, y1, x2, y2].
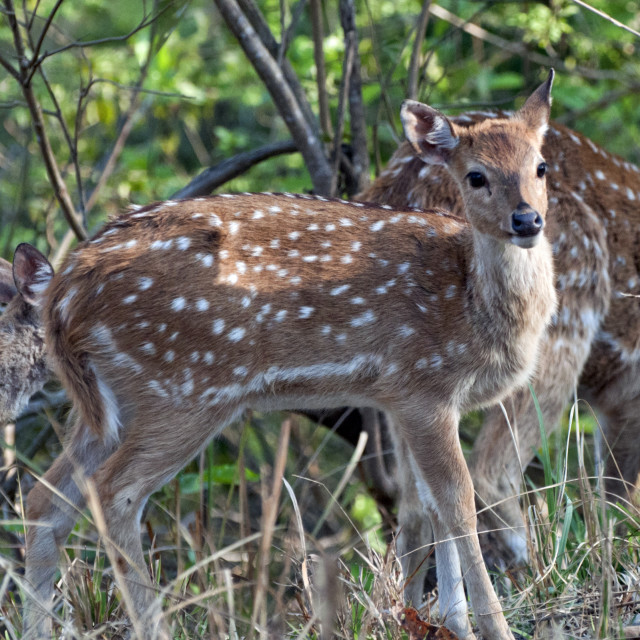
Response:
[357, 89, 640, 575]
[14, 73, 557, 640]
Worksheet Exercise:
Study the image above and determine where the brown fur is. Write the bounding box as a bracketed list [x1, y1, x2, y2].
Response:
[359, 108, 639, 565]
[19, 77, 557, 640]
[0, 257, 50, 426]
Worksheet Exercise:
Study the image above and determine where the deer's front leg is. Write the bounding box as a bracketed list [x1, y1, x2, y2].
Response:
[394, 405, 514, 640]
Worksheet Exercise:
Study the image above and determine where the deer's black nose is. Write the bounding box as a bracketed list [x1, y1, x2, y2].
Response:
[511, 204, 543, 237]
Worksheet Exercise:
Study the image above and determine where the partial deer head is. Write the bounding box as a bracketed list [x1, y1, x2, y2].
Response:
[0, 246, 53, 425]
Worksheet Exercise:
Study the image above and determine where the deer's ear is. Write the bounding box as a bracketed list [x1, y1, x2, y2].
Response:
[13, 244, 54, 307]
[517, 69, 554, 141]
[400, 100, 459, 166]
[0, 258, 17, 304]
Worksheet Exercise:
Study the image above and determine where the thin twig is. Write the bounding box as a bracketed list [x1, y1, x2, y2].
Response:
[429, 4, 636, 83]
[571, 0, 640, 39]
[339, 0, 369, 196]
[280, 0, 308, 63]
[310, 0, 332, 139]
[330, 29, 355, 193]
[408, 0, 431, 100]
[3, 0, 86, 240]
[27, 0, 65, 75]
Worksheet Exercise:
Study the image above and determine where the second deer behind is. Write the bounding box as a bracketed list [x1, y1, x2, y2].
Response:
[19, 71, 556, 640]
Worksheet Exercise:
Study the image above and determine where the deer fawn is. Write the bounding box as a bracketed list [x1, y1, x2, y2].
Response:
[11, 72, 556, 640]
[358, 87, 640, 574]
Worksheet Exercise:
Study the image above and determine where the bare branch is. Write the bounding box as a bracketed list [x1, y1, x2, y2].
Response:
[171, 139, 298, 199]
[330, 30, 355, 193]
[571, 0, 640, 39]
[280, 0, 307, 63]
[0, 51, 20, 80]
[429, 4, 636, 83]
[339, 0, 369, 195]
[213, 0, 333, 195]
[408, 0, 431, 100]
[84, 13, 158, 214]
[28, 0, 65, 73]
[3, 0, 86, 240]
[310, 0, 332, 139]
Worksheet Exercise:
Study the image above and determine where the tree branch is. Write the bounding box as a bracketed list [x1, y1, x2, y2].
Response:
[213, 0, 333, 195]
[3, 0, 86, 240]
[408, 0, 431, 100]
[340, 0, 369, 195]
[429, 4, 636, 83]
[171, 139, 298, 199]
[310, 0, 332, 140]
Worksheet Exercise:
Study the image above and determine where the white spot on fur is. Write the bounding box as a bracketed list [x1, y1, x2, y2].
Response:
[275, 310, 288, 322]
[331, 284, 350, 296]
[123, 294, 137, 305]
[138, 277, 153, 291]
[229, 221, 241, 235]
[172, 297, 187, 311]
[196, 253, 214, 267]
[350, 310, 376, 327]
[341, 255, 353, 264]
[196, 299, 210, 311]
[370, 220, 385, 232]
[150, 239, 173, 250]
[213, 319, 225, 335]
[228, 327, 246, 342]
[398, 325, 415, 337]
[176, 237, 191, 250]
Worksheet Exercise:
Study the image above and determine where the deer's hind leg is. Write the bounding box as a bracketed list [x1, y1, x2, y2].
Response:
[24, 418, 116, 639]
[87, 405, 237, 640]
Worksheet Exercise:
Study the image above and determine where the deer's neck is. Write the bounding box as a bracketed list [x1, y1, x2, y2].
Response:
[468, 230, 556, 342]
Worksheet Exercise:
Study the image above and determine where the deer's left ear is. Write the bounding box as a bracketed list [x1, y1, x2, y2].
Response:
[517, 69, 554, 141]
[400, 100, 459, 166]
[13, 244, 54, 307]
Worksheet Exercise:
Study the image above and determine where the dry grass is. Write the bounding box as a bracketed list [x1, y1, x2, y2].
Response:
[1, 405, 640, 639]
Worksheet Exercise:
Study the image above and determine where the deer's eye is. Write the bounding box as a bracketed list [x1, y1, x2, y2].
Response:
[467, 172, 486, 189]
[537, 162, 547, 178]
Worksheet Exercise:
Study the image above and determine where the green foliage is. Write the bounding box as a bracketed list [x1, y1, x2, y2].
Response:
[0, 0, 638, 256]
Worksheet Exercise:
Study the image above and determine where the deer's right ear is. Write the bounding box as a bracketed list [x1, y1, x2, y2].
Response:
[401, 100, 459, 166]
[12, 244, 54, 307]
[0, 258, 17, 304]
